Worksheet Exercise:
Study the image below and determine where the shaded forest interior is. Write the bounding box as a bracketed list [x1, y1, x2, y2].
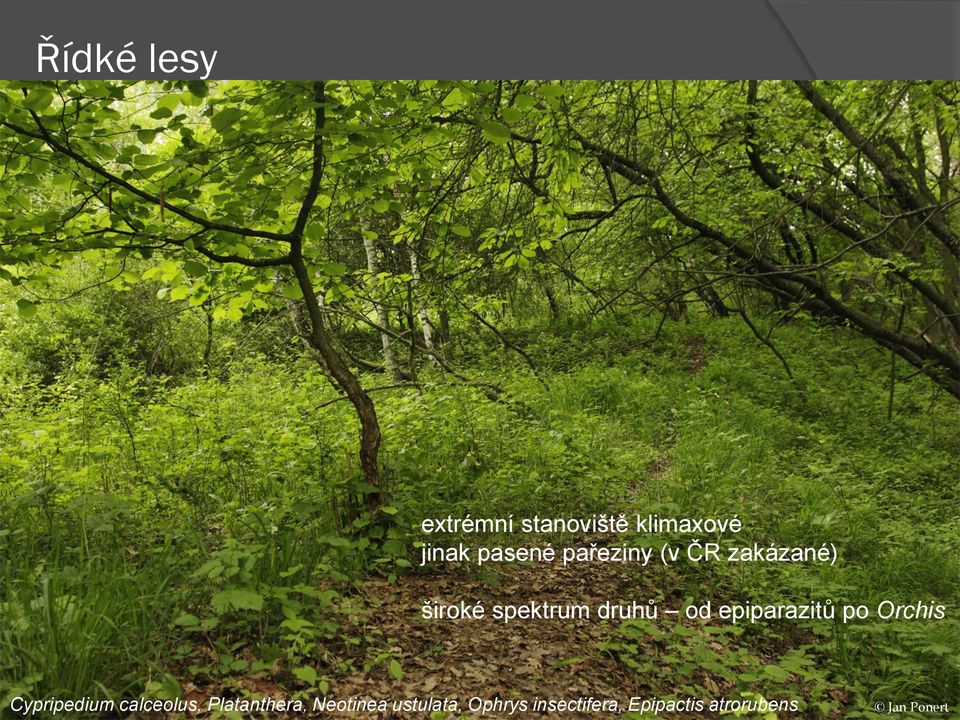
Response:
[0, 80, 958, 718]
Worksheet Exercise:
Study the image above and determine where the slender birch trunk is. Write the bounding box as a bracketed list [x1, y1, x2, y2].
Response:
[363, 229, 401, 380]
[406, 240, 437, 363]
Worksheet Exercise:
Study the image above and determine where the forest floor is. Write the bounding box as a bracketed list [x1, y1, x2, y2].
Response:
[163, 334, 818, 719]
[171, 345, 810, 719]
[164, 545, 658, 719]
[314, 343, 711, 718]
[6, 304, 959, 720]
[331, 551, 648, 718]
[180, 542, 829, 720]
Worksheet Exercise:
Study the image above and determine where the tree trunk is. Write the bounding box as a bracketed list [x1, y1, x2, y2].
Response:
[694, 279, 729, 317]
[407, 240, 437, 362]
[202, 300, 214, 378]
[363, 230, 401, 381]
[291, 252, 383, 513]
[438, 307, 454, 365]
[541, 274, 561, 321]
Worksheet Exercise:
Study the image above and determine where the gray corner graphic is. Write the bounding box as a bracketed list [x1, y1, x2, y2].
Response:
[770, 0, 960, 79]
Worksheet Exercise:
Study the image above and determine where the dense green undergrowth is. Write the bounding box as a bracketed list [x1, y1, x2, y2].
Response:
[1, 314, 958, 718]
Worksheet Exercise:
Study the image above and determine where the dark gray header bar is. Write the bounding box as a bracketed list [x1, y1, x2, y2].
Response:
[5, 0, 959, 79]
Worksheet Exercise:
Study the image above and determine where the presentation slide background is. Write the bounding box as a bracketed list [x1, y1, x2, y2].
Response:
[4, 0, 959, 79]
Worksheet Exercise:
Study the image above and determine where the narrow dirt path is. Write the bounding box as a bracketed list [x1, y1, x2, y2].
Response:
[326, 554, 653, 719]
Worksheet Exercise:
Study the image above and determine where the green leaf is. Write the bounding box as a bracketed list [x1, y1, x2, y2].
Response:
[15, 299, 38, 319]
[281, 284, 302, 300]
[451, 225, 471, 237]
[536, 83, 564, 98]
[514, 93, 537, 109]
[293, 666, 318, 686]
[501, 107, 523, 124]
[137, 129, 159, 144]
[169, 286, 191, 301]
[211, 107, 245, 133]
[387, 659, 403, 681]
[157, 93, 183, 111]
[480, 121, 511, 145]
[762, 665, 792, 681]
[282, 182, 305, 203]
[442, 87, 467, 109]
[23, 90, 54, 113]
[186, 81, 209, 98]
[182, 260, 207, 278]
[211, 588, 264, 613]
[321, 262, 347, 277]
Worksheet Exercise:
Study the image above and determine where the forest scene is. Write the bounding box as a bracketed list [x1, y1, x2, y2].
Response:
[0, 80, 958, 719]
